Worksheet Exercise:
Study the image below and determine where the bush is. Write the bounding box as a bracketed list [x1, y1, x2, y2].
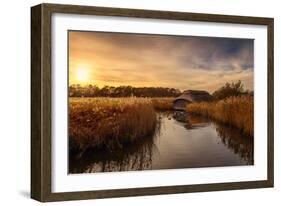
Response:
[212, 80, 245, 100]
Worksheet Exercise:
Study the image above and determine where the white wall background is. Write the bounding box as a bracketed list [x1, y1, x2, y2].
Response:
[0, 0, 279, 205]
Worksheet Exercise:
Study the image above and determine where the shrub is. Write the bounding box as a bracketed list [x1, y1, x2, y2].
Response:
[213, 80, 245, 100]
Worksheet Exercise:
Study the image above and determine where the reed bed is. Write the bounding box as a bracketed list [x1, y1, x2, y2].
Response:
[186, 96, 253, 136]
[69, 97, 157, 151]
[151, 97, 175, 111]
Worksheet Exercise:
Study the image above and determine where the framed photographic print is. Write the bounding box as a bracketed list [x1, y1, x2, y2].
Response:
[31, 3, 274, 202]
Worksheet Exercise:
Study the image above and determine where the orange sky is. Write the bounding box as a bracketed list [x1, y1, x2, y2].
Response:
[68, 31, 254, 92]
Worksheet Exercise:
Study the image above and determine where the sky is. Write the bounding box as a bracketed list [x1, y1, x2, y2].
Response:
[68, 31, 254, 92]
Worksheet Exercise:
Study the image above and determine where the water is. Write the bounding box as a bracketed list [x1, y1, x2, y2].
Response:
[69, 112, 253, 173]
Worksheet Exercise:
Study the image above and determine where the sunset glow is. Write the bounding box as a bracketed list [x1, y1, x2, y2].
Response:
[68, 31, 254, 92]
[76, 67, 89, 83]
[68, 30, 255, 173]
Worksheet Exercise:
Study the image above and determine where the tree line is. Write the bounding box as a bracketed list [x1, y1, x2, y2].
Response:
[69, 80, 253, 99]
[69, 84, 181, 97]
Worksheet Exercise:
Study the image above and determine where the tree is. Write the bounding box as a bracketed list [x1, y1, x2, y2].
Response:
[68, 84, 181, 97]
[212, 80, 244, 100]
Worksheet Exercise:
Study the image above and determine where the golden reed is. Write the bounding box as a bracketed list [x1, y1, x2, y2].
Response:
[69, 97, 158, 150]
[187, 96, 253, 136]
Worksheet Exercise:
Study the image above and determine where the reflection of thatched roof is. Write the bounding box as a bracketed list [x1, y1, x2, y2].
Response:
[174, 90, 213, 103]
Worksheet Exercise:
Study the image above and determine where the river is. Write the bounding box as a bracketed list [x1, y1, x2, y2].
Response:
[69, 111, 253, 173]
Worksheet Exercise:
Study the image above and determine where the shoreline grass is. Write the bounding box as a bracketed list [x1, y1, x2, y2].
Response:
[151, 97, 175, 111]
[69, 97, 158, 151]
[186, 96, 253, 136]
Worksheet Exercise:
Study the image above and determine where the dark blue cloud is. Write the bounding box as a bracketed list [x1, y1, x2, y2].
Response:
[176, 36, 254, 71]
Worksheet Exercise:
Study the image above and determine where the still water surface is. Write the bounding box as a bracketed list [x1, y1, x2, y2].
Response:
[69, 112, 253, 173]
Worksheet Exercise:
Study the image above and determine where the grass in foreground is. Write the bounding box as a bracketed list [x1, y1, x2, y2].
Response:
[186, 96, 253, 136]
[69, 97, 158, 151]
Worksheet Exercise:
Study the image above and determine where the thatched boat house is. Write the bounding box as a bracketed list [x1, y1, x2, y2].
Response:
[173, 90, 213, 110]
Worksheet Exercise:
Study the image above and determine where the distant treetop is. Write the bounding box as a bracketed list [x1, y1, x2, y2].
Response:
[69, 84, 181, 98]
[212, 80, 253, 100]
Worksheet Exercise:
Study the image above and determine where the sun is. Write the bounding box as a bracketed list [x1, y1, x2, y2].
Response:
[76, 67, 89, 83]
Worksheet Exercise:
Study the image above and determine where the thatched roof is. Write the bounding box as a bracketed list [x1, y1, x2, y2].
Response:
[174, 90, 213, 103]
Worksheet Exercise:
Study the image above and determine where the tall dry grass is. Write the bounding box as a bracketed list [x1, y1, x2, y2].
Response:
[151, 98, 175, 111]
[186, 96, 253, 136]
[69, 97, 158, 150]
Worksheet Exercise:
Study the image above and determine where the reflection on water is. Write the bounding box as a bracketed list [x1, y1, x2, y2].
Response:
[69, 112, 253, 173]
[69, 135, 156, 173]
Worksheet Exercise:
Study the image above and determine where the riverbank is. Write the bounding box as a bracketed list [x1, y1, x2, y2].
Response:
[69, 111, 253, 173]
[151, 97, 174, 111]
[186, 96, 253, 136]
[69, 97, 159, 151]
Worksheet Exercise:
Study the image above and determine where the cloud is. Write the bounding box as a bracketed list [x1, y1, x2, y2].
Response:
[69, 31, 254, 92]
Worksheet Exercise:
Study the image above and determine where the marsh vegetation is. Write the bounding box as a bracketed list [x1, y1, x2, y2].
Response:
[69, 81, 254, 173]
[187, 96, 253, 136]
[69, 112, 253, 173]
[69, 97, 159, 151]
